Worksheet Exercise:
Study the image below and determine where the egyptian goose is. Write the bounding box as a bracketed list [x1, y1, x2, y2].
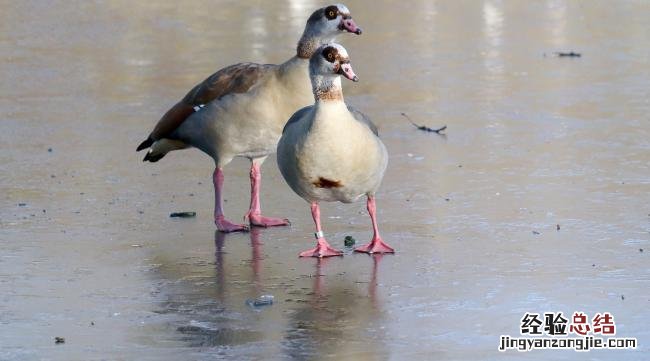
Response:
[277, 43, 394, 257]
[136, 5, 362, 232]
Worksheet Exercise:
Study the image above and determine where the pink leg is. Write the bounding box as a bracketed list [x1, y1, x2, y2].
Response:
[244, 161, 290, 227]
[355, 196, 395, 254]
[299, 202, 343, 258]
[213, 167, 248, 232]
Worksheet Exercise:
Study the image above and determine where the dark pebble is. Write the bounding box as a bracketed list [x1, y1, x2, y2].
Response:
[621, 295, 625, 301]
[344, 235, 356, 247]
[532, 231, 540, 235]
[48, 148, 53, 152]
[18, 203, 26, 207]
[170, 212, 196, 218]
[177, 325, 202, 333]
[556, 224, 560, 231]
[640, 248, 644, 253]
[54, 337, 65, 344]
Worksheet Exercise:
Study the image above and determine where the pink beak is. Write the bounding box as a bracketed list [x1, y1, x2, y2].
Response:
[339, 18, 362, 35]
[338, 63, 359, 82]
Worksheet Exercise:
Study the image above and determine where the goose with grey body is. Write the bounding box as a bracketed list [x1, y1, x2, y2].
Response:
[136, 5, 362, 232]
[277, 43, 394, 257]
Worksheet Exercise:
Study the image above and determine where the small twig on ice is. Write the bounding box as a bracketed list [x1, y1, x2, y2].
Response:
[554, 51, 581, 58]
[401, 113, 447, 134]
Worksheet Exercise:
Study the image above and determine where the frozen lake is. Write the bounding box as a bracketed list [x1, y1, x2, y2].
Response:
[1, 1, 648, 359]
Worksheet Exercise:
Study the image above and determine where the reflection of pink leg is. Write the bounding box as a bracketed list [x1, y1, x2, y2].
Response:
[355, 196, 395, 254]
[213, 168, 248, 232]
[369, 254, 382, 309]
[299, 202, 343, 258]
[312, 258, 328, 299]
[245, 162, 290, 227]
[250, 228, 263, 292]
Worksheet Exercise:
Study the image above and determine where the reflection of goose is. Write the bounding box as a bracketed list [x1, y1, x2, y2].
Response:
[214, 229, 265, 300]
[149, 231, 264, 348]
[277, 43, 394, 257]
[149, 229, 388, 355]
[282, 257, 387, 359]
[173, 230, 269, 347]
[136, 5, 362, 233]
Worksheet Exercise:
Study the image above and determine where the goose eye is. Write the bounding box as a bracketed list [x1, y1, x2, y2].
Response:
[324, 6, 338, 20]
[321, 46, 337, 62]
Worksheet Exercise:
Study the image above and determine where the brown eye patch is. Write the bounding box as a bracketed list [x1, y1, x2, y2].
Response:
[324, 5, 338, 20]
[321, 46, 338, 63]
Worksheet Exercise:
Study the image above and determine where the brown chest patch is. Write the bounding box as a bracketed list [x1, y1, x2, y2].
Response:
[313, 177, 343, 188]
[314, 87, 343, 101]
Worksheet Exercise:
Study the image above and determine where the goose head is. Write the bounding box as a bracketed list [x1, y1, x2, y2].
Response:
[310, 43, 358, 82]
[304, 4, 362, 39]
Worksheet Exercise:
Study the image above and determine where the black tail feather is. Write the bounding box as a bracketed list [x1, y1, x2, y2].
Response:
[143, 151, 165, 162]
[136, 137, 153, 152]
